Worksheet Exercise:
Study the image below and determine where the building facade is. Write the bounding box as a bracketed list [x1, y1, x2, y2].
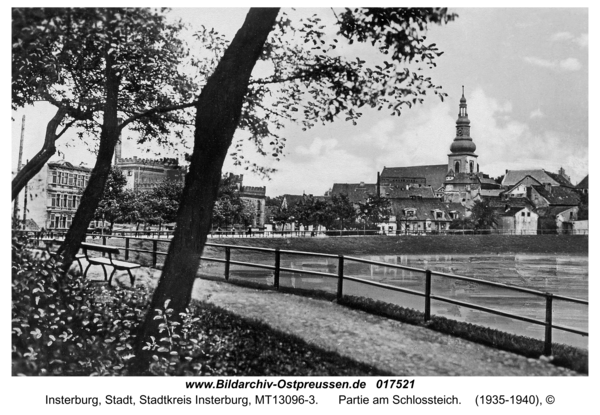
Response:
[17, 160, 92, 230]
[116, 156, 185, 191]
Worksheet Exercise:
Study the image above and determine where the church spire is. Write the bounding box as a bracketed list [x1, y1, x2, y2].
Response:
[450, 87, 476, 154]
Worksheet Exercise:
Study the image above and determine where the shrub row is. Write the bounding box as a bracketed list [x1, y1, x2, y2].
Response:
[12, 239, 388, 376]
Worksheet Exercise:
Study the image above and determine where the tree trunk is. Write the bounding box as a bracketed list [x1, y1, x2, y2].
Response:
[12, 106, 68, 201]
[57, 43, 121, 270]
[134, 8, 279, 365]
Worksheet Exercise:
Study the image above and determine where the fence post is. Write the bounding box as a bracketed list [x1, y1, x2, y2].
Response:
[544, 293, 554, 356]
[224, 247, 231, 280]
[102, 235, 107, 257]
[274, 248, 280, 289]
[152, 239, 158, 268]
[337, 255, 344, 301]
[125, 237, 130, 260]
[425, 269, 432, 321]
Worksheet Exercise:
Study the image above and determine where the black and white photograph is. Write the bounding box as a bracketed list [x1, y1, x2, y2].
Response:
[8, 3, 595, 413]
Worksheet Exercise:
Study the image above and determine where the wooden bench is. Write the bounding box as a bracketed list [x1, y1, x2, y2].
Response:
[40, 239, 85, 274]
[80, 242, 140, 286]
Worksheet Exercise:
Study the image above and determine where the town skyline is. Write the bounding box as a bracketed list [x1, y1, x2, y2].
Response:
[11, 7, 590, 197]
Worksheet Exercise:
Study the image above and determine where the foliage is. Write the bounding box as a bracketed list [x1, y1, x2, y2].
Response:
[145, 180, 185, 224]
[357, 194, 391, 226]
[469, 199, 498, 230]
[189, 8, 457, 175]
[212, 174, 257, 228]
[576, 190, 588, 221]
[11, 240, 386, 376]
[12, 237, 149, 375]
[330, 193, 358, 229]
[13, 8, 195, 147]
[94, 167, 128, 226]
[449, 217, 475, 230]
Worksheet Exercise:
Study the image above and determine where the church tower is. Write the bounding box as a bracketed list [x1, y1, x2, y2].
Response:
[448, 87, 478, 175]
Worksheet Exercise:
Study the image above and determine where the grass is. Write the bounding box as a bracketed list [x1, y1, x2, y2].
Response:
[209, 276, 588, 375]
[184, 300, 392, 376]
[206, 234, 588, 256]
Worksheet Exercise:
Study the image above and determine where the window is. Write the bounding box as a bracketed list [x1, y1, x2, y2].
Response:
[61, 215, 67, 228]
[61, 172, 67, 185]
[470, 161, 474, 173]
[52, 171, 57, 184]
[68, 173, 74, 186]
[521, 212, 525, 216]
[454, 161, 460, 173]
[63, 194, 68, 209]
[49, 214, 55, 228]
[527, 212, 531, 217]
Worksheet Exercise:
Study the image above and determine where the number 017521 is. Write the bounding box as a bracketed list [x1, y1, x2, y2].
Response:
[376, 380, 415, 389]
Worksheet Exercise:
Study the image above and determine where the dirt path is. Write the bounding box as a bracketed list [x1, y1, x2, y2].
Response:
[92, 265, 580, 376]
[187, 278, 579, 376]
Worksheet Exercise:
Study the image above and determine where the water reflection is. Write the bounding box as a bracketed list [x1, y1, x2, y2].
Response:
[200, 253, 588, 349]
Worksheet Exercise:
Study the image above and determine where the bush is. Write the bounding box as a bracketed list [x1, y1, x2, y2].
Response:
[12, 239, 386, 376]
[12, 238, 149, 375]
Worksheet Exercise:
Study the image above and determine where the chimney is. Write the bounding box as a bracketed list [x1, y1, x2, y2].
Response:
[544, 183, 551, 193]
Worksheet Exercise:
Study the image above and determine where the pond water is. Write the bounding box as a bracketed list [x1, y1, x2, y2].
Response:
[199, 253, 588, 349]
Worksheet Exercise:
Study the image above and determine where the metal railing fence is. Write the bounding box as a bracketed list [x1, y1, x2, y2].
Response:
[13, 231, 587, 356]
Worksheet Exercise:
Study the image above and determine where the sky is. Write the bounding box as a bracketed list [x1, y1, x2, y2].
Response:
[10, 7, 591, 197]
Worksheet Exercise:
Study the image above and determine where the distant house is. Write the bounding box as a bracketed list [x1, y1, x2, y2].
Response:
[501, 168, 573, 189]
[443, 172, 497, 205]
[388, 199, 467, 234]
[331, 182, 378, 205]
[576, 175, 588, 195]
[502, 169, 560, 188]
[527, 184, 580, 209]
[497, 206, 538, 235]
[473, 188, 504, 201]
[503, 175, 543, 199]
[536, 206, 580, 234]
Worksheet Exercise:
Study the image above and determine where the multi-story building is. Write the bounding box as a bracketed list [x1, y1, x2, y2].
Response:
[17, 160, 92, 230]
[228, 173, 267, 227]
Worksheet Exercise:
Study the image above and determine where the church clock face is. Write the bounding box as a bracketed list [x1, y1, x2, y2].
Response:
[457, 127, 463, 136]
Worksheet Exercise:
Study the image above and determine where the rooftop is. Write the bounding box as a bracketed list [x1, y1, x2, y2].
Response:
[381, 164, 448, 190]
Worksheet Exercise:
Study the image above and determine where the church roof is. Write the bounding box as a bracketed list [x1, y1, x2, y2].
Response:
[381, 186, 437, 199]
[380, 164, 448, 189]
[502, 169, 559, 187]
[444, 172, 481, 185]
[331, 183, 377, 204]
